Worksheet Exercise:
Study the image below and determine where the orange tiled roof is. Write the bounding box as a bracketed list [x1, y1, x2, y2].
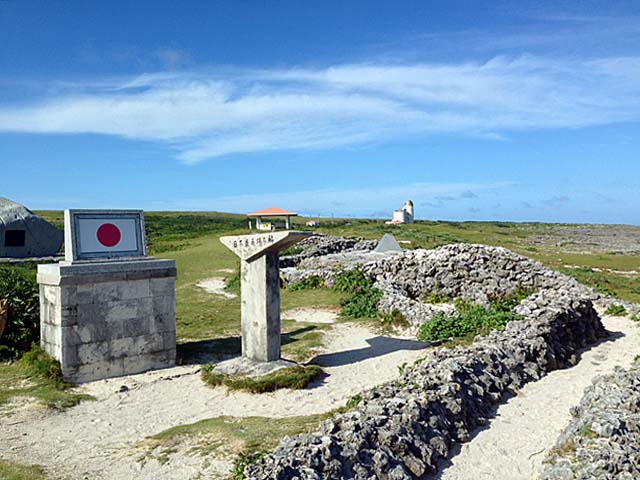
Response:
[247, 207, 297, 217]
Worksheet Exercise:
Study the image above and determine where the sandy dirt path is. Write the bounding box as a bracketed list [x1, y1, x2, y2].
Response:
[0, 321, 428, 480]
[436, 315, 640, 480]
[196, 277, 237, 298]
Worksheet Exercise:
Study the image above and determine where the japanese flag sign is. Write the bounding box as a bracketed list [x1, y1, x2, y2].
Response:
[64, 210, 146, 261]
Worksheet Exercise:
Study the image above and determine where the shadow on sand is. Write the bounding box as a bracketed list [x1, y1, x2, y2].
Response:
[310, 336, 430, 368]
[429, 328, 625, 479]
[176, 326, 320, 365]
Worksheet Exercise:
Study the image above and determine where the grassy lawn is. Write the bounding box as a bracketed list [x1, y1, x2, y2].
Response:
[557, 266, 640, 303]
[0, 460, 47, 480]
[151, 230, 343, 364]
[141, 413, 333, 467]
[4, 211, 638, 407]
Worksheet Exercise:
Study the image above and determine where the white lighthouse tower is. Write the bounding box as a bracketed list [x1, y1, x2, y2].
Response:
[389, 200, 414, 224]
[402, 200, 414, 223]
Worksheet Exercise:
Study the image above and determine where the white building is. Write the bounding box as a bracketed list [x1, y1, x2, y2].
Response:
[387, 200, 414, 225]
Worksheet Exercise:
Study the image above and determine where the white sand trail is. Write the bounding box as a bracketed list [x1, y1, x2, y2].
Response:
[282, 307, 339, 324]
[196, 277, 237, 298]
[0, 322, 428, 480]
[436, 315, 640, 480]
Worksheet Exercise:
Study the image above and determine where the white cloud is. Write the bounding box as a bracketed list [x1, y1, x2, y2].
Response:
[1, 55, 640, 162]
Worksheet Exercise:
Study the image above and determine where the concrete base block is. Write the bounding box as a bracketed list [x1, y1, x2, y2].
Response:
[212, 356, 299, 377]
[38, 258, 176, 383]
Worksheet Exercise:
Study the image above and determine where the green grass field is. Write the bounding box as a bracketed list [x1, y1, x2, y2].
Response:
[3, 212, 638, 405]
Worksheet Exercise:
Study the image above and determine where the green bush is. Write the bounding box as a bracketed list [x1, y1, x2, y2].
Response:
[346, 393, 362, 409]
[379, 309, 409, 328]
[0, 266, 40, 359]
[333, 268, 382, 318]
[488, 286, 534, 313]
[226, 271, 241, 290]
[605, 304, 628, 316]
[288, 275, 325, 291]
[421, 291, 452, 304]
[231, 450, 265, 480]
[417, 291, 528, 343]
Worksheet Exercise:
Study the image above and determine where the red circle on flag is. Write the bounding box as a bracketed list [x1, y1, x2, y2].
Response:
[96, 223, 121, 247]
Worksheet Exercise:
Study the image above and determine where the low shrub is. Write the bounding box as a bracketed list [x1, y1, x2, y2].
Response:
[340, 288, 382, 318]
[421, 291, 451, 304]
[0, 266, 40, 359]
[379, 309, 409, 329]
[288, 275, 324, 291]
[487, 286, 534, 312]
[201, 364, 322, 393]
[417, 290, 528, 343]
[346, 393, 362, 409]
[232, 450, 265, 480]
[333, 268, 382, 318]
[226, 271, 241, 290]
[417, 308, 518, 343]
[605, 304, 628, 317]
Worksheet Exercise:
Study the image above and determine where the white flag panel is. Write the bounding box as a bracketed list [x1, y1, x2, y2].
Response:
[77, 218, 139, 254]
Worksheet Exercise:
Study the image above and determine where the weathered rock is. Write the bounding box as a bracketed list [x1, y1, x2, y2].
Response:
[542, 360, 640, 480]
[279, 234, 376, 268]
[283, 242, 609, 330]
[245, 289, 607, 479]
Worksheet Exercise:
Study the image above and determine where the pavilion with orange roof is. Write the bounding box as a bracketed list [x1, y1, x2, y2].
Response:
[247, 206, 298, 231]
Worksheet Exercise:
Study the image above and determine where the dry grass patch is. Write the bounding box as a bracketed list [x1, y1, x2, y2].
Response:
[201, 364, 322, 393]
[0, 459, 47, 480]
[139, 414, 332, 472]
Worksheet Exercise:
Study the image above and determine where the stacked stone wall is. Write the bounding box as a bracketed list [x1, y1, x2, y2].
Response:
[245, 288, 607, 479]
[542, 360, 640, 480]
[279, 234, 376, 268]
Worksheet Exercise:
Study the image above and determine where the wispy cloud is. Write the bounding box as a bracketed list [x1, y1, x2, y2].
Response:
[1, 54, 640, 163]
[143, 181, 510, 217]
[543, 195, 571, 206]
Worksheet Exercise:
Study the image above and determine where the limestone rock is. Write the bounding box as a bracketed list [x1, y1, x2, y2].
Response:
[245, 289, 607, 479]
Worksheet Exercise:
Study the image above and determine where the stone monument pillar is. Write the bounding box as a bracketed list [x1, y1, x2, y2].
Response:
[38, 210, 177, 383]
[220, 231, 310, 365]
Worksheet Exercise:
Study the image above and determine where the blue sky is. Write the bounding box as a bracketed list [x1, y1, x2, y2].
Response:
[1, 1, 639, 224]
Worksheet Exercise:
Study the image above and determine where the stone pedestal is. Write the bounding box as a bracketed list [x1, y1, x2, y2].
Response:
[220, 231, 310, 365]
[241, 252, 280, 361]
[37, 258, 177, 383]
